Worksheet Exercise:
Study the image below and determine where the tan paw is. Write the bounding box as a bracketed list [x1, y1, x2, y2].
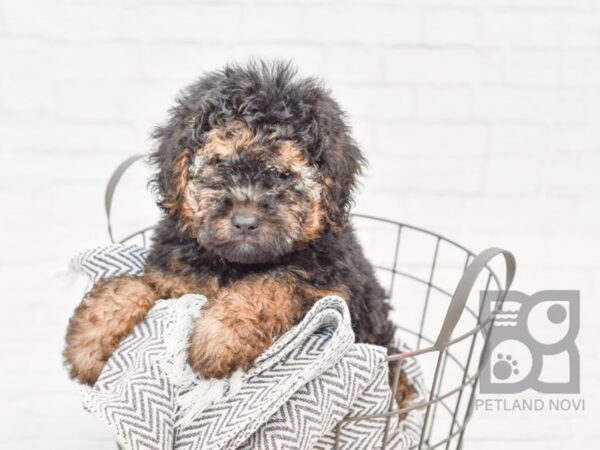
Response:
[64, 345, 107, 386]
[64, 276, 156, 385]
[187, 313, 263, 379]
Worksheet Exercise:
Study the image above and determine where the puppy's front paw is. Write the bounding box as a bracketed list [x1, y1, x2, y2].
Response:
[64, 340, 108, 386]
[188, 313, 266, 379]
[64, 276, 157, 385]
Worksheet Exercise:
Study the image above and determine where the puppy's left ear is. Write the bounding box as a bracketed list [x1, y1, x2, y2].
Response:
[315, 100, 365, 228]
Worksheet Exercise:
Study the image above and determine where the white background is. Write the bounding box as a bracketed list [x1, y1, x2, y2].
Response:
[1, 0, 599, 448]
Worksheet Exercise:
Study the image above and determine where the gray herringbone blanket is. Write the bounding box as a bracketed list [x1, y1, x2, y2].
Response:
[73, 244, 426, 450]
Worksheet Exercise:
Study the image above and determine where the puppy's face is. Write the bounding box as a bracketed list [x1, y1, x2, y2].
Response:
[152, 63, 364, 264]
[178, 122, 324, 264]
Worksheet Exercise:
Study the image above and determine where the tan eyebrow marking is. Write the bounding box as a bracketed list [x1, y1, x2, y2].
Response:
[201, 122, 256, 159]
[277, 140, 308, 170]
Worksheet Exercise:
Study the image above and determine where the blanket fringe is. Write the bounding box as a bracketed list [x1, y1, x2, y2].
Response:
[160, 295, 245, 427]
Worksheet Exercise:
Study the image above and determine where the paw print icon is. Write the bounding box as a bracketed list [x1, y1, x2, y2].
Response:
[480, 290, 579, 394]
[493, 353, 520, 380]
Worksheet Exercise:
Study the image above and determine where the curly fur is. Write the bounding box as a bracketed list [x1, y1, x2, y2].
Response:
[64, 60, 397, 389]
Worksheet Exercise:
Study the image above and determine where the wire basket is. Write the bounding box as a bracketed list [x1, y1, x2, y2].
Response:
[337, 216, 514, 449]
[106, 156, 515, 449]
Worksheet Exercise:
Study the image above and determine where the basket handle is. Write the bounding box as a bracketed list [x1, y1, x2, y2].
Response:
[434, 247, 516, 351]
[105, 154, 145, 243]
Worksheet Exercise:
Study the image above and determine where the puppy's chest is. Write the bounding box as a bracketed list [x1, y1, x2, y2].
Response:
[150, 263, 347, 317]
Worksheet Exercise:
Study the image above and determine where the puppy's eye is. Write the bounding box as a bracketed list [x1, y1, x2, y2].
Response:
[222, 195, 234, 207]
[278, 171, 292, 181]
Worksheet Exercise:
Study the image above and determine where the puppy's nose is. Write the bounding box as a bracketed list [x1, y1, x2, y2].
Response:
[232, 212, 259, 232]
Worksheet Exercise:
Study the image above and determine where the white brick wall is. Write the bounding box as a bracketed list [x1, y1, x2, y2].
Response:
[1, 0, 599, 448]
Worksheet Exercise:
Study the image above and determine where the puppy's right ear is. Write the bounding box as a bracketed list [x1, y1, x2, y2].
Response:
[149, 118, 195, 216]
[149, 80, 214, 216]
[150, 69, 227, 215]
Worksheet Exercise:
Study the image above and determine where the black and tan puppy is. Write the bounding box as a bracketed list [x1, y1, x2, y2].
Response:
[64, 62, 405, 398]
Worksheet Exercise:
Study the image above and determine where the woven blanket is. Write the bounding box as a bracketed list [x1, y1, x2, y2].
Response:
[72, 244, 426, 450]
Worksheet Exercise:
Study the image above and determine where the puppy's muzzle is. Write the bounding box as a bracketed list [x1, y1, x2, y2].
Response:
[231, 212, 260, 234]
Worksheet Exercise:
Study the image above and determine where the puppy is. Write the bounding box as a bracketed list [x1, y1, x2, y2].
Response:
[64, 61, 402, 397]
